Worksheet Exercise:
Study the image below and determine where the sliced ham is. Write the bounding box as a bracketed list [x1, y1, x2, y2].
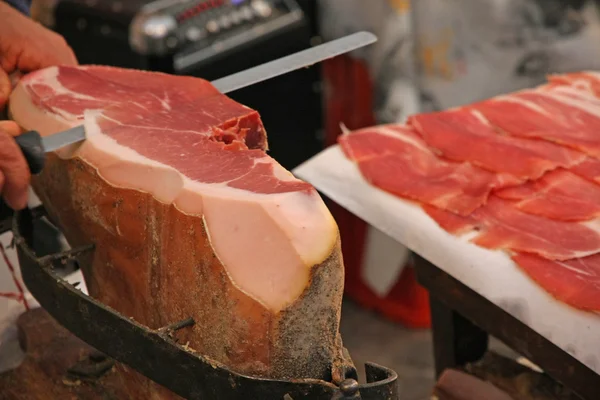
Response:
[8, 65, 351, 393]
[571, 157, 600, 184]
[338, 125, 517, 215]
[424, 197, 600, 261]
[548, 71, 600, 98]
[471, 85, 600, 157]
[422, 204, 479, 235]
[513, 252, 600, 312]
[337, 71, 600, 314]
[408, 108, 585, 180]
[494, 168, 600, 221]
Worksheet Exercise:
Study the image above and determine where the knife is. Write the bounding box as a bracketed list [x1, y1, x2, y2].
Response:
[13, 31, 377, 175]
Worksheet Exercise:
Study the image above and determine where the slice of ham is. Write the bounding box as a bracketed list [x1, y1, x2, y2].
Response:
[422, 204, 479, 235]
[571, 157, 600, 184]
[513, 252, 600, 312]
[424, 197, 600, 260]
[471, 85, 600, 157]
[338, 125, 518, 215]
[548, 71, 600, 98]
[8, 65, 351, 393]
[408, 108, 585, 180]
[494, 168, 600, 222]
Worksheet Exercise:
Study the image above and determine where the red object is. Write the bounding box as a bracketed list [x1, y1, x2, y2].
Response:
[572, 157, 600, 183]
[425, 197, 600, 261]
[494, 168, 600, 221]
[549, 71, 600, 97]
[322, 55, 431, 329]
[338, 124, 506, 216]
[409, 108, 585, 180]
[513, 252, 600, 311]
[472, 87, 600, 157]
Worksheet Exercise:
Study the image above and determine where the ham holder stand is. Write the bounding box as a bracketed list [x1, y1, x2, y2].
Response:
[0, 201, 399, 399]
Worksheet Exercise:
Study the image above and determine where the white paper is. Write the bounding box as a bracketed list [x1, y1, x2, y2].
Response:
[293, 145, 600, 374]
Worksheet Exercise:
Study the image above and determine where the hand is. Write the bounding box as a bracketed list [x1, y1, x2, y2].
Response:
[0, 2, 78, 108]
[0, 121, 29, 210]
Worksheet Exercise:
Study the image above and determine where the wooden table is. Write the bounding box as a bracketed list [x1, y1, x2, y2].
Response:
[413, 255, 600, 400]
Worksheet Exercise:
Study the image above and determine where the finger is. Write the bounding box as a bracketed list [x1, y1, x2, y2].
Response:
[0, 121, 24, 137]
[0, 69, 10, 110]
[0, 131, 30, 210]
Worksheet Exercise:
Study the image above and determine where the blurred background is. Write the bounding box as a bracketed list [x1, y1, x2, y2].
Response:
[6, 0, 600, 398]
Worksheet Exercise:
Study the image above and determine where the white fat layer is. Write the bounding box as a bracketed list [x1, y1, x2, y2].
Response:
[494, 93, 551, 115]
[538, 88, 600, 119]
[10, 74, 337, 312]
[378, 125, 431, 152]
[27, 67, 98, 101]
[469, 109, 491, 125]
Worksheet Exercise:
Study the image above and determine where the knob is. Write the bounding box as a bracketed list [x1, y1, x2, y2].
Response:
[206, 19, 220, 33]
[219, 15, 232, 29]
[251, 0, 272, 18]
[186, 26, 204, 41]
[240, 5, 254, 21]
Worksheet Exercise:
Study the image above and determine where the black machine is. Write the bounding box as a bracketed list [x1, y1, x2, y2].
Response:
[39, 0, 323, 170]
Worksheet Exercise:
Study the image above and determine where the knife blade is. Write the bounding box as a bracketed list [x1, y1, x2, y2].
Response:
[12, 31, 377, 175]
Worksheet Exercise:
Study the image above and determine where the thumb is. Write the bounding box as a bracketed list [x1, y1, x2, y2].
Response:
[0, 69, 10, 111]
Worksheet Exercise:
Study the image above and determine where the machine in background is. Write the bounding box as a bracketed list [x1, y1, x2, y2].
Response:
[34, 0, 323, 170]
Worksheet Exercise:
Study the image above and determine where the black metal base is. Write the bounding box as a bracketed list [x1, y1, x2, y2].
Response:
[11, 206, 399, 400]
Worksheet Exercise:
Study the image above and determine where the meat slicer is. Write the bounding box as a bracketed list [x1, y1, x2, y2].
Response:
[0, 198, 400, 399]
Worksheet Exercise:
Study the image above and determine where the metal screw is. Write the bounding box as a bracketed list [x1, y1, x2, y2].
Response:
[339, 379, 359, 396]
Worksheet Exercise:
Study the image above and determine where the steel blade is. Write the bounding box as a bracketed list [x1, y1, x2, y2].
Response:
[41, 125, 86, 152]
[211, 31, 377, 94]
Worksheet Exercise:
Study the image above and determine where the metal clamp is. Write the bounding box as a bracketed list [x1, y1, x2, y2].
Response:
[12, 206, 399, 399]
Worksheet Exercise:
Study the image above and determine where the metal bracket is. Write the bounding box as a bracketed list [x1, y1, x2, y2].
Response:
[12, 206, 399, 400]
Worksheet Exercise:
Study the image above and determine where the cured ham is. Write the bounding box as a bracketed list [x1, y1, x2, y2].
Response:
[424, 197, 600, 261]
[422, 204, 478, 235]
[337, 71, 600, 314]
[513, 252, 600, 311]
[571, 158, 600, 184]
[471, 86, 600, 157]
[408, 108, 585, 180]
[494, 168, 600, 221]
[548, 71, 600, 98]
[9, 65, 351, 398]
[338, 125, 515, 215]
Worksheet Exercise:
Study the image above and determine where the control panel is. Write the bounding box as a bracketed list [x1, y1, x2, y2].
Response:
[130, 0, 305, 72]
